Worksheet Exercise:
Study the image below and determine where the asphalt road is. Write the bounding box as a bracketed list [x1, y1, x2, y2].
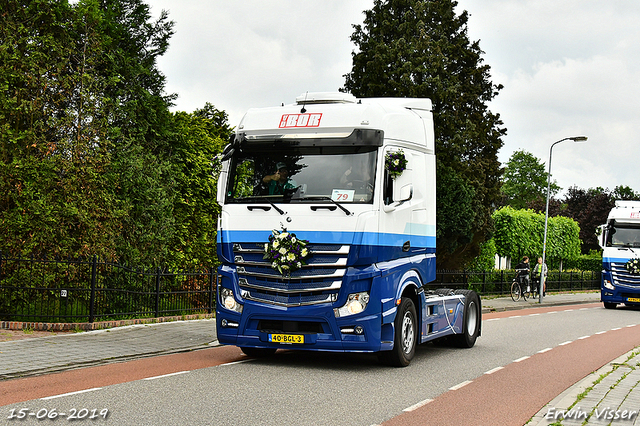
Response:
[3, 303, 640, 426]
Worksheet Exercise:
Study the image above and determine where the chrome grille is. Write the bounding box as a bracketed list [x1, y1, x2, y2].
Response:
[611, 262, 640, 287]
[233, 243, 349, 307]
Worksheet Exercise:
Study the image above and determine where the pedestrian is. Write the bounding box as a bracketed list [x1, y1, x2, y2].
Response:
[533, 257, 548, 296]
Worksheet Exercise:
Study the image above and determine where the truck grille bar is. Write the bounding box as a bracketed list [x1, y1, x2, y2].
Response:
[611, 262, 640, 287]
[232, 242, 349, 307]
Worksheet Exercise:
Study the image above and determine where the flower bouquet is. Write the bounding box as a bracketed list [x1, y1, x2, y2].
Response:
[385, 150, 407, 179]
[625, 258, 640, 275]
[263, 228, 311, 276]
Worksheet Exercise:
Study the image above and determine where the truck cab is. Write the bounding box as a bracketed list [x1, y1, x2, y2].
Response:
[599, 200, 640, 308]
[215, 92, 480, 366]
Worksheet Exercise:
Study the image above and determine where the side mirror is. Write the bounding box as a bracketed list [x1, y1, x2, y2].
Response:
[597, 224, 606, 248]
[398, 184, 413, 202]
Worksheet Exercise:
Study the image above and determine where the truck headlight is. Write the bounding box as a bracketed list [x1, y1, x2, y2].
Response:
[219, 287, 243, 313]
[334, 292, 370, 318]
[603, 280, 615, 290]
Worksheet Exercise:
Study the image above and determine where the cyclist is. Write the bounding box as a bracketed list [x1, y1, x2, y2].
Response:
[514, 256, 531, 295]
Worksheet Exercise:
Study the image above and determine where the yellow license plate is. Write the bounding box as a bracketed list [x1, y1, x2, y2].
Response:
[627, 297, 640, 303]
[269, 334, 304, 344]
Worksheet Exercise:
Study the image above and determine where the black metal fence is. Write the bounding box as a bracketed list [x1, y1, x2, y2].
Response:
[0, 253, 601, 323]
[0, 254, 216, 323]
[429, 269, 601, 295]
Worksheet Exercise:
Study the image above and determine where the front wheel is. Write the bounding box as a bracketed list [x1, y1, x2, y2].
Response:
[603, 302, 617, 310]
[378, 297, 417, 367]
[510, 281, 521, 301]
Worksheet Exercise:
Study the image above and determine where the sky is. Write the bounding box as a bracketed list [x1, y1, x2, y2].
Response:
[150, 0, 640, 195]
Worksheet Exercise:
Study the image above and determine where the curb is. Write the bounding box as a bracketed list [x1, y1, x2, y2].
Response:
[0, 313, 216, 332]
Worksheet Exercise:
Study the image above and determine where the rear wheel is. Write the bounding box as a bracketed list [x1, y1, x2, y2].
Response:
[240, 347, 277, 358]
[378, 297, 417, 367]
[452, 290, 481, 348]
[510, 281, 521, 301]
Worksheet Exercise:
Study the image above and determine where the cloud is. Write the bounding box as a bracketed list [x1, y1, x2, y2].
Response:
[152, 0, 640, 193]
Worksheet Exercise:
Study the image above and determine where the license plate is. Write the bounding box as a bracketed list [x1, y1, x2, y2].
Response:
[627, 297, 640, 303]
[269, 333, 304, 344]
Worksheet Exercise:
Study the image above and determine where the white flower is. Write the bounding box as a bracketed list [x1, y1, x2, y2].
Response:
[287, 253, 296, 261]
[297, 262, 302, 269]
[272, 262, 278, 269]
[264, 243, 269, 252]
[279, 247, 287, 255]
[301, 248, 308, 257]
[291, 237, 297, 243]
[281, 264, 289, 270]
[278, 232, 289, 240]
[272, 240, 279, 249]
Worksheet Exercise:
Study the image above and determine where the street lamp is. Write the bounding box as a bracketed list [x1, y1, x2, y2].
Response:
[540, 136, 588, 303]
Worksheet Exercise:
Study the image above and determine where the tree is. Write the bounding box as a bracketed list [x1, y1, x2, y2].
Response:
[613, 185, 640, 200]
[342, 0, 506, 269]
[169, 104, 232, 266]
[502, 150, 560, 209]
[562, 186, 615, 254]
[492, 207, 580, 268]
[0, 0, 181, 266]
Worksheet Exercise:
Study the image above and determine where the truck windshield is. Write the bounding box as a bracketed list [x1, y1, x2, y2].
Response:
[607, 225, 640, 248]
[226, 145, 377, 204]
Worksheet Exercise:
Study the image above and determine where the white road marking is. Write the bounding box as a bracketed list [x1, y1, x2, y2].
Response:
[143, 371, 189, 380]
[41, 388, 102, 400]
[449, 380, 472, 391]
[403, 399, 433, 412]
[484, 366, 504, 375]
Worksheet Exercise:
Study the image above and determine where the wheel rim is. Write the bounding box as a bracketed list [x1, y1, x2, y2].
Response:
[401, 311, 415, 354]
[466, 301, 477, 336]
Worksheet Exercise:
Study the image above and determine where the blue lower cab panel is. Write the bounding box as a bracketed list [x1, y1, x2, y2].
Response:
[601, 288, 640, 304]
[216, 304, 384, 353]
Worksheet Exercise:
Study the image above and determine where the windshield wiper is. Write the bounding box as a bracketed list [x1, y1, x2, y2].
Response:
[237, 196, 286, 215]
[299, 196, 352, 216]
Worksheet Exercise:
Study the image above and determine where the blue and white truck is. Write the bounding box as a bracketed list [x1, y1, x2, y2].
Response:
[215, 92, 481, 366]
[599, 200, 640, 309]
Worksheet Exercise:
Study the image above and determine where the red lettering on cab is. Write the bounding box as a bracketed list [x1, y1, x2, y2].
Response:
[279, 113, 322, 128]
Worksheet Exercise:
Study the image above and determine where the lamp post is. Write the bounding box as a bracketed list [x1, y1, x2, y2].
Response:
[540, 136, 588, 303]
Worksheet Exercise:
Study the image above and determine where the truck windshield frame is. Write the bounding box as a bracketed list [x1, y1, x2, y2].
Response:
[225, 142, 379, 204]
[606, 222, 640, 248]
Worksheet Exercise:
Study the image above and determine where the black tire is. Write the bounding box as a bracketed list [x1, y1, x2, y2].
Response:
[452, 290, 481, 348]
[378, 297, 418, 367]
[433, 288, 454, 296]
[603, 302, 617, 310]
[240, 347, 277, 358]
[510, 281, 521, 302]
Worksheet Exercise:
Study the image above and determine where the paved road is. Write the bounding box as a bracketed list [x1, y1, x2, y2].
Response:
[3, 291, 640, 426]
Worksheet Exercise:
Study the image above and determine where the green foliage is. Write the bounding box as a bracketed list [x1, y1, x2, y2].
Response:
[468, 238, 496, 271]
[493, 206, 580, 265]
[170, 104, 231, 267]
[0, 0, 229, 269]
[342, 0, 505, 269]
[564, 253, 602, 271]
[502, 150, 560, 209]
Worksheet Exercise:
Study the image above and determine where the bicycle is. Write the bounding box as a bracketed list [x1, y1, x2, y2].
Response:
[510, 269, 531, 302]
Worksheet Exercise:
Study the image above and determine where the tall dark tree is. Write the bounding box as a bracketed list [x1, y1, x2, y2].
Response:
[343, 0, 506, 268]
